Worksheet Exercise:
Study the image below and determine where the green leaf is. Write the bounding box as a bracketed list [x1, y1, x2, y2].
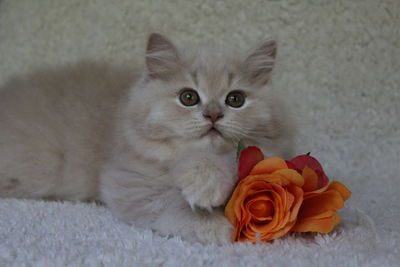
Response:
[236, 140, 246, 162]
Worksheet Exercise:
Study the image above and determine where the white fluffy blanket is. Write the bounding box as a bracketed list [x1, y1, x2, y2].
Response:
[0, 0, 399, 266]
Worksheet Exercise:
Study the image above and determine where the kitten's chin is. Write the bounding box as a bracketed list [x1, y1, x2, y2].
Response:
[196, 132, 232, 153]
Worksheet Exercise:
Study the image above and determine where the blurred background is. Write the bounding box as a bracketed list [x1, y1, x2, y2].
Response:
[0, 0, 399, 250]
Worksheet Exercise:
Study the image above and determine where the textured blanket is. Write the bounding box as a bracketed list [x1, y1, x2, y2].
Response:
[0, 0, 399, 266]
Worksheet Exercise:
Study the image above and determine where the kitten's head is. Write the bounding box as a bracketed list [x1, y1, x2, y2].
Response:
[127, 33, 293, 158]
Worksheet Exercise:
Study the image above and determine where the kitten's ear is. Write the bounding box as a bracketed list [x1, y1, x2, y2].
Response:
[242, 39, 277, 85]
[146, 33, 180, 79]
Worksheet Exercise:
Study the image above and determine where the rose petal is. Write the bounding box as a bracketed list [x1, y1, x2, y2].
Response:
[301, 167, 318, 192]
[237, 146, 265, 181]
[274, 169, 305, 187]
[287, 154, 329, 188]
[297, 190, 344, 219]
[285, 160, 296, 170]
[328, 181, 351, 201]
[288, 154, 323, 173]
[250, 157, 288, 176]
[299, 210, 337, 220]
[317, 171, 329, 188]
[247, 195, 274, 220]
[303, 184, 329, 199]
[291, 212, 341, 233]
[250, 187, 283, 233]
[250, 174, 284, 185]
[225, 187, 242, 224]
[270, 220, 297, 239]
[287, 185, 304, 222]
[242, 226, 257, 241]
[267, 186, 302, 239]
[239, 198, 252, 224]
[233, 223, 245, 241]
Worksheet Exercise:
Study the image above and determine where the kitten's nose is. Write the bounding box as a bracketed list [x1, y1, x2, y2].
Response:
[203, 111, 224, 123]
[203, 102, 224, 123]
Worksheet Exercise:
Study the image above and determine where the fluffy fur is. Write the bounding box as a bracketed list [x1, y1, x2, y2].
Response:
[0, 34, 294, 244]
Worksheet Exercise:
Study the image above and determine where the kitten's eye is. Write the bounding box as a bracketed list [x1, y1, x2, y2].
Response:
[179, 88, 200, 106]
[225, 90, 246, 108]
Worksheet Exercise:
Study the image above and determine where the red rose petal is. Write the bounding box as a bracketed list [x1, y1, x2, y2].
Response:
[237, 146, 264, 182]
[287, 154, 329, 188]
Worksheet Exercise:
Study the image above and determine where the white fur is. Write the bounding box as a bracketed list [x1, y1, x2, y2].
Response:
[0, 34, 294, 244]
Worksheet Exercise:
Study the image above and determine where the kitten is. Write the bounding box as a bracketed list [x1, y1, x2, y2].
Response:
[0, 33, 294, 244]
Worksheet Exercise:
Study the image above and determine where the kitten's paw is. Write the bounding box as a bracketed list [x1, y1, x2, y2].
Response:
[150, 189, 233, 245]
[176, 159, 235, 211]
[195, 213, 233, 245]
[179, 210, 233, 245]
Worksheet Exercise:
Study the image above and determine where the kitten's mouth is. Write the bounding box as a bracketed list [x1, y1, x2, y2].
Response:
[205, 127, 222, 137]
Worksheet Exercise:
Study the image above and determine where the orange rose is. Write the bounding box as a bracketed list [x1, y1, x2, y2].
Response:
[290, 167, 352, 234]
[225, 157, 304, 242]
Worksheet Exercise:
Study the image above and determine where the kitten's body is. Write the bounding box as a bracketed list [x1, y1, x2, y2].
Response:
[0, 62, 135, 200]
[0, 34, 294, 244]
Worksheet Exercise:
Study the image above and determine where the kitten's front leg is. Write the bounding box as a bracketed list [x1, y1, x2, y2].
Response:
[171, 153, 236, 211]
[151, 187, 233, 245]
[100, 164, 233, 244]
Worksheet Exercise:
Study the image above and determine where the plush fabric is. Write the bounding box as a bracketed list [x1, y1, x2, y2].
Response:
[0, 0, 399, 266]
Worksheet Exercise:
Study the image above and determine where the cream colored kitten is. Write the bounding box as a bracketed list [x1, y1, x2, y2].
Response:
[0, 33, 294, 244]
